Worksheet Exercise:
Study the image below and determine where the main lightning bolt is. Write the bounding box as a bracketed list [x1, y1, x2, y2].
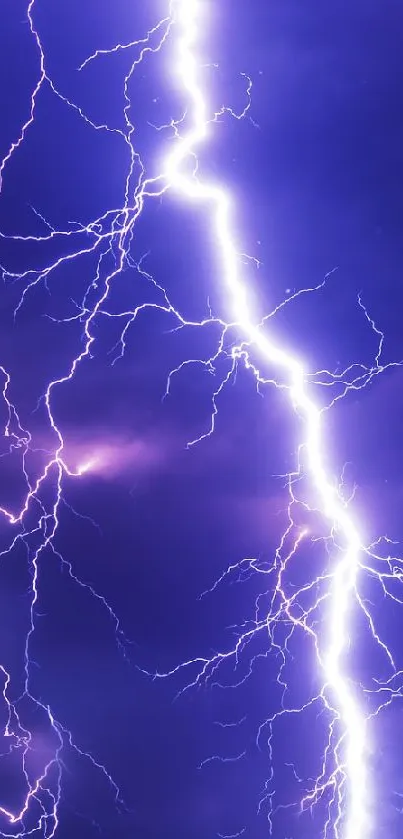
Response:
[0, 0, 401, 837]
[154, 4, 403, 838]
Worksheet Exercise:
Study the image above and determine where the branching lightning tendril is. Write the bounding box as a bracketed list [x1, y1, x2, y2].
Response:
[0, 1, 401, 837]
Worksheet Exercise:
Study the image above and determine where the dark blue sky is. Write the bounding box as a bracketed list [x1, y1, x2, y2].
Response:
[0, 2, 403, 838]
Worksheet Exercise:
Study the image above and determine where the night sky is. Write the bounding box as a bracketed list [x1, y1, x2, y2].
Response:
[1, 1, 403, 838]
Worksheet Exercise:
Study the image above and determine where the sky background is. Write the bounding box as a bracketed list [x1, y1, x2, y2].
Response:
[0, 1, 403, 837]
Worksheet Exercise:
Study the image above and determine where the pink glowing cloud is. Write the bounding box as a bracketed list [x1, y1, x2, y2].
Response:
[62, 435, 164, 481]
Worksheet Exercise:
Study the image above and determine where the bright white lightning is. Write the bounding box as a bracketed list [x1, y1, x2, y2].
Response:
[165, 2, 368, 837]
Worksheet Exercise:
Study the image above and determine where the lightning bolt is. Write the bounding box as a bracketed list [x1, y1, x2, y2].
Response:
[153, 4, 403, 838]
[0, 0, 401, 837]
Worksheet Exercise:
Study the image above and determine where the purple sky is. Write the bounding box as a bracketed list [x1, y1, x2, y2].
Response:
[0, 1, 403, 838]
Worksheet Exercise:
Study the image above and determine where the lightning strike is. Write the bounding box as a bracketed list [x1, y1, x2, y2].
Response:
[0, 0, 401, 837]
[153, 4, 402, 838]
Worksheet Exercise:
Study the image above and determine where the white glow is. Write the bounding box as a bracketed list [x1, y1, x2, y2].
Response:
[165, 2, 369, 836]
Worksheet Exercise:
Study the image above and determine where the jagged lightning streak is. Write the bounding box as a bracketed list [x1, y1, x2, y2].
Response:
[154, 4, 402, 839]
[0, 0, 401, 837]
